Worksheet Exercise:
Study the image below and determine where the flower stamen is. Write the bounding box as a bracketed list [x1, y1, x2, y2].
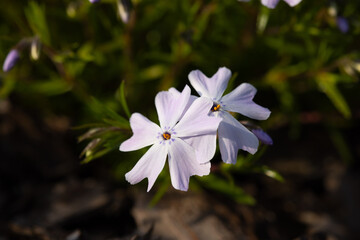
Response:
[162, 132, 171, 140]
[211, 103, 221, 112]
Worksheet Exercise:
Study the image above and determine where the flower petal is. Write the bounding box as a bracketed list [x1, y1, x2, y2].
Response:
[222, 83, 270, 120]
[189, 67, 231, 100]
[182, 134, 217, 164]
[218, 112, 259, 164]
[261, 0, 280, 8]
[168, 138, 210, 191]
[168, 87, 198, 118]
[125, 143, 168, 192]
[175, 97, 221, 138]
[155, 85, 190, 129]
[283, 0, 302, 7]
[120, 113, 161, 152]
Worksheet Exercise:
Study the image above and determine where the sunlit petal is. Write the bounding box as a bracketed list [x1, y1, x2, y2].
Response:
[155, 85, 190, 129]
[125, 143, 168, 192]
[261, 0, 280, 8]
[182, 134, 217, 164]
[120, 113, 161, 152]
[283, 0, 302, 7]
[189, 67, 231, 100]
[218, 112, 259, 164]
[175, 97, 221, 137]
[168, 87, 198, 118]
[222, 83, 270, 120]
[168, 139, 210, 191]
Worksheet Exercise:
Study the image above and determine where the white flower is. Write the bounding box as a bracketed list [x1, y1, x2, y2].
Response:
[238, 0, 302, 9]
[120, 85, 221, 191]
[189, 67, 271, 164]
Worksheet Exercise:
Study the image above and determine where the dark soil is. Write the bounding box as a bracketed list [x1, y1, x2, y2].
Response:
[1, 100, 359, 240]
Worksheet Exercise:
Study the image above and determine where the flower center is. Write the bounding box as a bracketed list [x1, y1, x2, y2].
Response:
[162, 132, 171, 140]
[211, 103, 221, 112]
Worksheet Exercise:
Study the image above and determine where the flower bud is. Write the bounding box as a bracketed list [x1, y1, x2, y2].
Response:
[337, 17, 349, 33]
[2, 49, 20, 72]
[251, 128, 273, 145]
[117, 0, 132, 23]
[30, 37, 41, 61]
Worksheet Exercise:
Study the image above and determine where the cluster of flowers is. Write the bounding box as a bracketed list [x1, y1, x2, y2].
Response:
[120, 67, 271, 191]
[91, 0, 303, 9]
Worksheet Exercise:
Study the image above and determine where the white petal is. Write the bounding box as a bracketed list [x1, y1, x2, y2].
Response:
[120, 113, 161, 152]
[188, 67, 231, 100]
[261, 0, 280, 8]
[283, 0, 302, 7]
[175, 97, 221, 138]
[168, 139, 210, 191]
[168, 87, 198, 118]
[221, 83, 270, 120]
[182, 134, 217, 164]
[218, 112, 259, 164]
[125, 143, 168, 192]
[155, 85, 190, 129]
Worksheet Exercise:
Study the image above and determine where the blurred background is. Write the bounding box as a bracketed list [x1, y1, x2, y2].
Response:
[1, 0, 360, 239]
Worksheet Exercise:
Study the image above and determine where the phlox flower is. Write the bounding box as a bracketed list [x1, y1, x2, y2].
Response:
[120, 85, 221, 191]
[261, 0, 301, 8]
[189, 67, 271, 164]
[238, 0, 302, 9]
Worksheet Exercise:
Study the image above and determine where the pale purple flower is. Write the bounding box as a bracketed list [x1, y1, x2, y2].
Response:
[120, 85, 221, 191]
[238, 0, 302, 8]
[336, 16, 349, 33]
[251, 128, 273, 145]
[189, 67, 271, 164]
[89, 0, 100, 3]
[3, 49, 20, 72]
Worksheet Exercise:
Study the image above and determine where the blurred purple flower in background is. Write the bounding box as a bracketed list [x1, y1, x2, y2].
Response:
[238, 0, 302, 8]
[2, 49, 20, 72]
[189, 67, 271, 165]
[336, 16, 349, 33]
[89, 0, 100, 3]
[251, 128, 273, 145]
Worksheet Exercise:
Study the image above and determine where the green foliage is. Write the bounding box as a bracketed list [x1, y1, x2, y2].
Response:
[197, 174, 256, 205]
[315, 72, 351, 119]
[24, 1, 51, 45]
[78, 97, 130, 163]
[1, 0, 359, 203]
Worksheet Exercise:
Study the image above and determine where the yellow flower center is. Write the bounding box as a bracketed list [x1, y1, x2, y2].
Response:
[211, 103, 221, 112]
[162, 132, 171, 140]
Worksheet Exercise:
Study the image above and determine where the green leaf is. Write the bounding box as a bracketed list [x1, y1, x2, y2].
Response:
[197, 174, 255, 205]
[252, 166, 285, 182]
[24, 1, 51, 45]
[257, 6, 270, 34]
[116, 81, 131, 119]
[27, 78, 72, 96]
[316, 72, 351, 119]
[89, 97, 129, 124]
[138, 65, 167, 82]
[328, 127, 353, 164]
